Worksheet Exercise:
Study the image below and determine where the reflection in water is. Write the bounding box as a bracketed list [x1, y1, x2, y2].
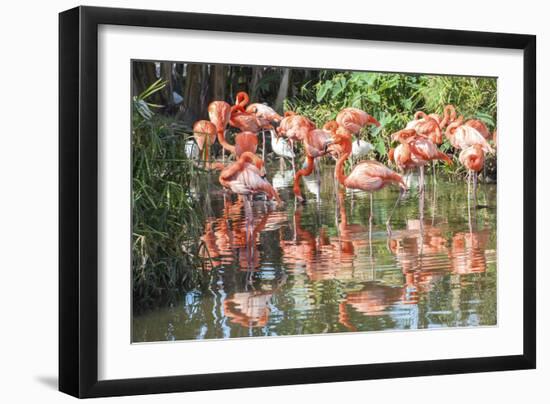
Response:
[133, 165, 497, 342]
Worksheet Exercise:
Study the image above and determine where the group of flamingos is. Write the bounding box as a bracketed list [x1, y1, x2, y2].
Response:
[189, 91, 495, 228]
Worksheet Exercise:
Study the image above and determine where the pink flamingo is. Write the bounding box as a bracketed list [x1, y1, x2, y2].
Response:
[208, 98, 260, 158]
[325, 130, 407, 229]
[405, 108, 452, 184]
[218, 151, 281, 205]
[231, 92, 271, 159]
[293, 126, 333, 202]
[336, 107, 381, 133]
[391, 129, 452, 193]
[336, 107, 380, 136]
[445, 116, 494, 154]
[459, 144, 486, 206]
[465, 119, 491, 140]
[277, 111, 316, 173]
[190, 120, 217, 160]
[208, 100, 232, 160]
[187, 120, 226, 171]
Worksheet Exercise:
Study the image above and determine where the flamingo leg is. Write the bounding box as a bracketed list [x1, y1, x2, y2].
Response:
[386, 188, 404, 234]
[419, 165, 425, 196]
[432, 160, 437, 185]
[262, 131, 266, 162]
[369, 192, 373, 222]
[315, 159, 321, 203]
[290, 140, 296, 175]
[279, 157, 284, 171]
[467, 170, 472, 232]
[369, 193, 373, 257]
[473, 171, 478, 205]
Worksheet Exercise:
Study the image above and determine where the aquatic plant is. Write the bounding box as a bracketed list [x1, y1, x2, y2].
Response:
[132, 81, 211, 309]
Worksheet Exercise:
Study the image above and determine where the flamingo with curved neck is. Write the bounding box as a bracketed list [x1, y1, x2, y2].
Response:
[292, 127, 332, 202]
[219, 151, 281, 204]
[445, 116, 494, 153]
[459, 144, 486, 205]
[208, 100, 233, 158]
[325, 131, 406, 228]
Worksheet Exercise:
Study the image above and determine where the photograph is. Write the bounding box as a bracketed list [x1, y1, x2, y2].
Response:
[131, 60, 497, 343]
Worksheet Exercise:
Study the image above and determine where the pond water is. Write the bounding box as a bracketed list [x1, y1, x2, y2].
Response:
[132, 164, 497, 342]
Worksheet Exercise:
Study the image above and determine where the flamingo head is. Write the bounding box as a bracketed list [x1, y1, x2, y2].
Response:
[445, 115, 464, 137]
[235, 91, 250, 108]
[441, 104, 457, 128]
[366, 114, 381, 127]
[324, 131, 352, 155]
[414, 111, 428, 120]
[391, 128, 417, 143]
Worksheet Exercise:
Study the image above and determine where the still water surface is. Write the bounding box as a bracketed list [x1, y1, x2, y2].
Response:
[133, 164, 497, 342]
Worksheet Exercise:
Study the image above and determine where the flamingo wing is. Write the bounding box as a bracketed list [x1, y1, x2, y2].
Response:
[465, 119, 490, 139]
[455, 126, 494, 153]
[208, 101, 231, 133]
[345, 161, 405, 191]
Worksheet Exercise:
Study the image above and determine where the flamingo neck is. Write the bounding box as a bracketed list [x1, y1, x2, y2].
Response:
[217, 130, 235, 154]
[414, 111, 427, 120]
[236, 92, 249, 108]
[335, 151, 350, 186]
[442, 105, 457, 128]
[293, 155, 315, 199]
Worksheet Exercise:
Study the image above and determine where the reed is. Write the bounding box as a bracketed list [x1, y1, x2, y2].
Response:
[132, 82, 211, 310]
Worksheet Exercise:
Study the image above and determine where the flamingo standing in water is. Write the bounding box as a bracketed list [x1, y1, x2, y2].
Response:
[209, 103, 260, 159]
[293, 126, 333, 202]
[191, 120, 216, 158]
[324, 120, 373, 162]
[445, 116, 494, 154]
[405, 110, 446, 184]
[218, 151, 282, 205]
[464, 119, 491, 140]
[277, 112, 316, 173]
[208, 100, 232, 161]
[231, 92, 269, 159]
[185, 120, 225, 171]
[324, 130, 407, 229]
[391, 129, 452, 194]
[459, 144, 486, 208]
[336, 107, 381, 134]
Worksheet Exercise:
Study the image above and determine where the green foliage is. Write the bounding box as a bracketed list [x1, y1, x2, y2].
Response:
[285, 71, 497, 167]
[132, 78, 166, 120]
[132, 84, 210, 309]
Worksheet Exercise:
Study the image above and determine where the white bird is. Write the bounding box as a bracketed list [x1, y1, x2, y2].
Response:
[272, 169, 294, 189]
[351, 139, 374, 159]
[270, 131, 296, 171]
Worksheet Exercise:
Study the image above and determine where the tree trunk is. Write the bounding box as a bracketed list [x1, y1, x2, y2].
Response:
[249, 67, 263, 101]
[274, 68, 291, 113]
[177, 63, 204, 124]
[159, 62, 174, 110]
[210, 65, 226, 101]
[132, 61, 158, 99]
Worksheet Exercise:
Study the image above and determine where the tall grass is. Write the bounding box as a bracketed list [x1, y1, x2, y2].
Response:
[132, 85, 211, 310]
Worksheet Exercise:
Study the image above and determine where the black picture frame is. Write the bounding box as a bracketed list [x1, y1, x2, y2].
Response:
[59, 5, 536, 398]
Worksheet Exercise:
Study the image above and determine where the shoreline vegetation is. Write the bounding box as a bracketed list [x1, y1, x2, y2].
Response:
[132, 62, 497, 310]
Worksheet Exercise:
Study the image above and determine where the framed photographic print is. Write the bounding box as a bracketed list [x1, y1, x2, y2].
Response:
[59, 6, 536, 398]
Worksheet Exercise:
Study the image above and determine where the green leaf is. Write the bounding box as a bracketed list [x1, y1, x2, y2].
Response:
[316, 82, 333, 102]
